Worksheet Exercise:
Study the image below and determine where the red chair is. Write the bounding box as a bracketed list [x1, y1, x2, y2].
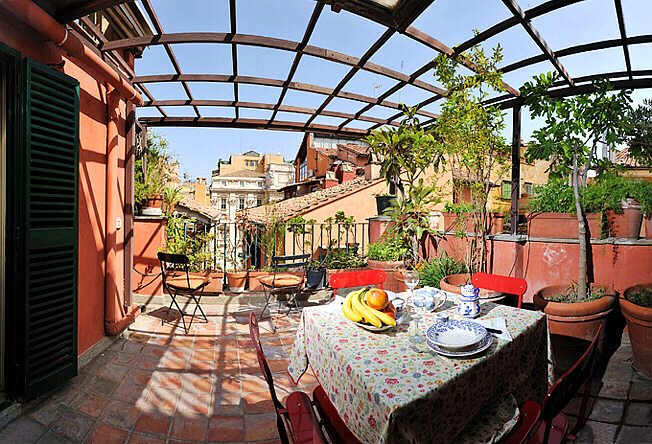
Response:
[472, 272, 528, 308]
[248, 313, 327, 444]
[329, 269, 386, 296]
[529, 325, 603, 444]
[312, 385, 363, 444]
[499, 401, 541, 444]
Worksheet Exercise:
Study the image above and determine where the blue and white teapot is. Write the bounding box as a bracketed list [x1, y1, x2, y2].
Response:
[457, 284, 481, 319]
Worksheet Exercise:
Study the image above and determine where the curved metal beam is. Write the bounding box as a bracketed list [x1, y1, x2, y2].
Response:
[101, 32, 446, 95]
[138, 116, 369, 137]
[131, 74, 439, 119]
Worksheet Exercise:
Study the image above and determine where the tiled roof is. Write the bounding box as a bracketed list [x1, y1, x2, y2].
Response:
[218, 169, 265, 178]
[314, 146, 339, 157]
[176, 197, 220, 221]
[452, 168, 497, 186]
[615, 148, 642, 168]
[239, 177, 382, 223]
[337, 143, 370, 156]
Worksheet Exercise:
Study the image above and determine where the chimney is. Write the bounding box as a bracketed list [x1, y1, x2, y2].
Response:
[324, 171, 338, 188]
[364, 163, 381, 180]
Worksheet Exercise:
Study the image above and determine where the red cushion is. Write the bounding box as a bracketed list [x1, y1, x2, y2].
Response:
[259, 273, 302, 288]
[166, 276, 210, 291]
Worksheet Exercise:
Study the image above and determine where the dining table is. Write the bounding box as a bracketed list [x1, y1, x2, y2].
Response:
[288, 292, 551, 444]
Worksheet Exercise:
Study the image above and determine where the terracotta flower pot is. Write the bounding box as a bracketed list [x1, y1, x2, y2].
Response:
[439, 273, 505, 302]
[527, 212, 602, 239]
[621, 284, 652, 378]
[248, 271, 273, 292]
[367, 259, 404, 270]
[645, 218, 652, 240]
[534, 284, 616, 375]
[226, 271, 248, 293]
[142, 194, 164, 216]
[607, 198, 643, 238]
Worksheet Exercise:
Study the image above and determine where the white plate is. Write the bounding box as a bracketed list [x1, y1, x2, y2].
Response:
[426, 320, 487, 351]
[426, 334, 493, 357]
[390, 287, 446, 313]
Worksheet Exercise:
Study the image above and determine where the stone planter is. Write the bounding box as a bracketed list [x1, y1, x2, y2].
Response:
[142, 194, 163, 216]
[226, 270, 248, 293]
[534, 284, 616, 375]
[441, 212, 504, 234]
[607, 198, 643, 238]
[439, 273, 505, 302]
[248, 271, 273, 292]
[527, 212, 602, 239]
[376, 195, 397, 216]
[621, 284, 652, 378]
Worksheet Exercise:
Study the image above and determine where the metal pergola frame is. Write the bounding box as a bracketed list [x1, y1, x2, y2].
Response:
[63, 0, 652, 234]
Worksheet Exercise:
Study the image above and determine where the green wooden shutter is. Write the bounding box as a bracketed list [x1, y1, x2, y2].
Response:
[20, 58, 79, 400]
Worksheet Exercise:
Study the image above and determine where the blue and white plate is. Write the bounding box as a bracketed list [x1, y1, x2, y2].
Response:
[426, 320, 487, 351]
[390, 287, 446, 314]
[426, 333, 493, 358]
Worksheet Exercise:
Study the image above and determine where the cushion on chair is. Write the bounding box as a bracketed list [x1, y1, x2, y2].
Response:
[167, 276, 210, 291]
[259, 273, 302, 288]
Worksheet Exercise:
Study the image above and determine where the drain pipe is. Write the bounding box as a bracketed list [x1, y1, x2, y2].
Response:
[2, 0, 143, 105]
[105, 87, 141, 335]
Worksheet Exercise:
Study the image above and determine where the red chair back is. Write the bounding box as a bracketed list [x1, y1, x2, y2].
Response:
[472, 272, 527, 308]
[329, 269, 386, 296]
[248, 313, 285, 413]
[540, 325, 603, 442]
[312, 385, 363, 444]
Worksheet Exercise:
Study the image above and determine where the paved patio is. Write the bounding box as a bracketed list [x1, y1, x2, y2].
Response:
[0, 302, 650, 443]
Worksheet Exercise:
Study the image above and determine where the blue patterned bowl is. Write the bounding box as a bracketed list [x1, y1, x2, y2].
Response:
[426, 320, 487, 351]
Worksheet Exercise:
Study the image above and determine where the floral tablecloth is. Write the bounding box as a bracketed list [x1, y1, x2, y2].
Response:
[288, 300, 549, 444]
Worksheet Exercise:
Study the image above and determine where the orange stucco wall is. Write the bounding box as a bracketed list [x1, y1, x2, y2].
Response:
[132, 218, 166, 297]
[1, 10, 131, 355]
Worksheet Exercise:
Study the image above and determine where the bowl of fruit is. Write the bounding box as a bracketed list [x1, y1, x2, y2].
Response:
[342, 287, 397, 332]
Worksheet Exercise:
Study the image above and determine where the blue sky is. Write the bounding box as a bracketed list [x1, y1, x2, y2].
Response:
[134, 0, 652, 182]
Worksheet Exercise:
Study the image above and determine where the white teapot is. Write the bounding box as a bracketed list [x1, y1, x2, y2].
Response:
[458, 284, 480, 319]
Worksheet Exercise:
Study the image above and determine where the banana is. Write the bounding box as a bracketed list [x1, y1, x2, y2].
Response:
[351, 290, 382, 327]
[342, 290, 363, 322]
[365, 300, 397, 326]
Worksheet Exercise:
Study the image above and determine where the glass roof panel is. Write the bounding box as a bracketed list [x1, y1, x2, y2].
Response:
[479, 25, 542, 69]
[324, 97, 370, 114]
[275, 111, 309, 124]
[238, 84, 281, 104]
[135, 45, 176, 76]
[559, 47, 626, 79]
[143, 82, 190, 100]
[282, 89, 328, 109]
[368, 32, 438, 76]
[361, 105, 401, 120]
[237, 46, 294, 79]
[197, 106, 236, 118]
[310, 8, 387, 59]
[343, 119, 375, 131]
[292, 56, 352, 90]
[344, 69, 400, 99]
[629, 43, 652, 71]
[188, 82, 235, 101]
[238, 108, 273, 120]
[161, 106, 197, 117]
[169, 44, 232, 75]
[311, 116, 348, 127]
[530, 0, 620, 51]
[412, 0, 511, 48]
[386, 84, 433, 107]
[500, 60, 555, 91]
[621, 0, 652, 36]
[135, 107, 163, 118]
[237, 0, 315, 42]
[148, 0, 230, 32]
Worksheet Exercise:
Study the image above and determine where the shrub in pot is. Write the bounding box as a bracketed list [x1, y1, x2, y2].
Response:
[367, 231, 409, 270]
[533, 284, 617, 376]
[620, 284, 652, 378]
[375, 193, 397, 216]
[419, 252, 466, 290]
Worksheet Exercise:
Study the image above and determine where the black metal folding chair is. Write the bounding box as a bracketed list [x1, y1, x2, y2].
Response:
[158, 252, 210, 334]
[260, 254, 310, 332]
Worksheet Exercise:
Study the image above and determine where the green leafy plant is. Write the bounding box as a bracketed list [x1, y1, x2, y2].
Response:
[163, 214, 218, 271]
[418, 252, 467, 288]
[547, 283, 609, 303]
[589, 173, 652, 218]
[628, 99, 652, 170]
[367, 231, 410, 262]
[432, 41, 510, 275]
[135, 131, 173, 210]
[163, 185, 182, 217]
[626, 288, 652, 308]
[321, 249, 366, 270]
[522, 74, 633, 300]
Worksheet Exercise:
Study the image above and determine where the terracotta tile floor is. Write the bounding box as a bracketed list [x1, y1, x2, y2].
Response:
[0, 302, 650, 443]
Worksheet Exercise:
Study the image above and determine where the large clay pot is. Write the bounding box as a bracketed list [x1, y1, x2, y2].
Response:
[621, 284, 652, 378]
[607, 198, 643, 238]
[248, 271, 273, 292]
[142, 194, 164, 216]
[645, 218, 652, 240]
[440, 273, 505, 302]
[226, 271, 248, 293]
[527, 212, 602, 239]
[534, 284, 616, 375]
[367, 259, 404, 270]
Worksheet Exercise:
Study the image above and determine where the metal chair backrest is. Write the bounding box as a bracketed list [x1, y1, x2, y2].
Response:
[248, 313, 286, 413]
[270, 253, 310, 286]
[472, 272, 528, 308]
[329, 269, 386, 296]
[158, 251, 191, 291]
[540, 325, 602, 442]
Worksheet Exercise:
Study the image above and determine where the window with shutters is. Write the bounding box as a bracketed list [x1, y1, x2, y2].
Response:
[502, 181, 512, 199]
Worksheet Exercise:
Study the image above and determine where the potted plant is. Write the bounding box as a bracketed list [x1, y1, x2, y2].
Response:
[375, 193, 397, 216]
[306, 262, 327, 289]
[226, 269, 248, 293]
[592, 173, 652, 238]
[527, 178, 604, 239]
[620, 284, 652, 378]
[135, 132, 170, 216]
[432, 42, 510, 280]
[419, 252, 466, 289]
[522, 73, 632, 373]
[367, 231, 409, 270]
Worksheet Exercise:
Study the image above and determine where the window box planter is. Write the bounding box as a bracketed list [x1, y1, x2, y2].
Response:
[533, 284, 616, 375]
[441, 212, 504, 234]
[142, 194, 164, 216]
[621, 284, 652, 378]
[527, 212, 602, 239]
[375, 195, 397, 216]
[606, 198, 643, 238]
[226, 270, 248, 293]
